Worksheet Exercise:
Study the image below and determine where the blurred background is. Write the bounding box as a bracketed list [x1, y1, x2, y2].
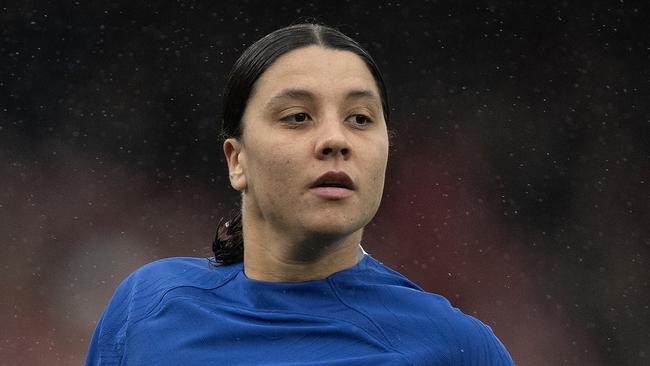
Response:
[1, 1, 648, 365]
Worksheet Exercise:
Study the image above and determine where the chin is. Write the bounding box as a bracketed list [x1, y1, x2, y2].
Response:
[302, 217, 367, 239]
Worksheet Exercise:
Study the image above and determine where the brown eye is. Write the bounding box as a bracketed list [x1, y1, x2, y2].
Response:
[282, 113, 311, 123]
[294, 113, 308, 122]
[346, 114, 373, 126]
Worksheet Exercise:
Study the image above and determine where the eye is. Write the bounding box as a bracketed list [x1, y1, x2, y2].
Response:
[345, 114, 373, 126]
[281, 112, 311, 123]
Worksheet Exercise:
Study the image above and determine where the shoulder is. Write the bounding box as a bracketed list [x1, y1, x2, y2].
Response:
[113, 257, 239, 320]
[86, 257, 240, 365]
[440, 308, 514, 365]
[127, 256, 229, 286]
[338, 256, 472, 324]
[348, 256, 514, 365]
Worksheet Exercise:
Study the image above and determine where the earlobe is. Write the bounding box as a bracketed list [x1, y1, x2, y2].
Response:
[223, 138, 247, 191]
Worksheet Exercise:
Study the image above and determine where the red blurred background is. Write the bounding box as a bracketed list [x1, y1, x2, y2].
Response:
[1, 1, 647, 365]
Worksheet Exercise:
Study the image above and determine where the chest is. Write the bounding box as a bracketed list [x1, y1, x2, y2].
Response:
[120, 295, 447, 365]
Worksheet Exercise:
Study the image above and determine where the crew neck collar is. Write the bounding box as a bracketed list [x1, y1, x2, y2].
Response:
[238, 252, 371, 286]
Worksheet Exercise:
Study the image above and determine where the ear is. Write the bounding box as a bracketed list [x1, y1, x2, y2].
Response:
[223, 138, 247, 191]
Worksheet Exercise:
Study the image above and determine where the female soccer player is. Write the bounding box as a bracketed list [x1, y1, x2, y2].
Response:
[86, 23, 514, 365]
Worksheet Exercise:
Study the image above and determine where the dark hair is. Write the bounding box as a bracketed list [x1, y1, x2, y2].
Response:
[212, 23, 390, 265]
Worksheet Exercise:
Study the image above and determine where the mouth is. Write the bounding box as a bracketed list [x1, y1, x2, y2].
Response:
[309, 171, 355, 199]
[310, 171, 355, 190]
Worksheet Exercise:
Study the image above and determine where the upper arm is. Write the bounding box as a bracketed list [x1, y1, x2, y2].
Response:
[455, 316, 515, 366]
[85, 274, 136, 366]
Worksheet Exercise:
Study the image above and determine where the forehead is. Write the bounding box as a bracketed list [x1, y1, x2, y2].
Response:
[249, 46, 380, 103]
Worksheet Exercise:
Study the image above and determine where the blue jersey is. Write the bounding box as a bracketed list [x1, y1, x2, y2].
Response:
[86, 254, 514, 365]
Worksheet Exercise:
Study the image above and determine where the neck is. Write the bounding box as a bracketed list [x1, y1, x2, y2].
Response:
[242, 226, 365, 282]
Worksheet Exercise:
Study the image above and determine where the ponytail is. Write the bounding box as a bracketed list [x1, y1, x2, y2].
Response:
[211, 210, 244, 264]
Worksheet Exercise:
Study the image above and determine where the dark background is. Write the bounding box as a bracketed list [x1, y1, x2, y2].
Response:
[1, 1, 648, 365]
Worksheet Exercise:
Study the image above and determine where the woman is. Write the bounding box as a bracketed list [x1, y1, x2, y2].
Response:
[86, 23, 514, 365]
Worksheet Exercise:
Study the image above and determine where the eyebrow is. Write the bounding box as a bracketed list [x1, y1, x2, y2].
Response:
[266, 88, 381, 108]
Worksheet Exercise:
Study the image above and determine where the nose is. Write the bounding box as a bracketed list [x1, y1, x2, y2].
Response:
[314, 120, 350, 160]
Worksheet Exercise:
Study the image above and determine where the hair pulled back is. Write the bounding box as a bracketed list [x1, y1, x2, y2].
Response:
[212, 23, 390, 265]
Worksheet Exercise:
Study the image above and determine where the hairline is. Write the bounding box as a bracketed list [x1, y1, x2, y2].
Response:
[222, 24, 390, 142]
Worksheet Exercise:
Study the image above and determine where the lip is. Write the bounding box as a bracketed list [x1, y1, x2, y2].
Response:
[309, 171, 355, 199]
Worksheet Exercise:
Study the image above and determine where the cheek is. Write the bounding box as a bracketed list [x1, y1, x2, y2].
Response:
[368, 137, 389, 178]
[251, 151, 306, 219]
[374, 146, 390, 196]
[359, 144, 388, 196]
[247, 145, 299, 192]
